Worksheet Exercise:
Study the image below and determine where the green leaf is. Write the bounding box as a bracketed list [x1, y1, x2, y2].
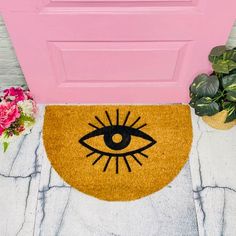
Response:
[212, 59, 236, 74]
[223, 102, 236, 123]
[222, 101, 233, 110]
[3, 131, 9, 139]
[228, 60, 236, 71]
[212, 59, 229, 73]
[13, 130, 20, 136]
[3, 142, 9, 153]
[20, 114, 34, 123]
[225, 106, 236, 123]
[226, 91, 236, 101]
[210, 45, 226, 56]
[209, 45, 226, 62]
[190, 74, 219, 98]
[189, 96, 198, 108]
[224, 49, 236, 61]
[222, 74, 236, 91]
[194, 97, 220, 116]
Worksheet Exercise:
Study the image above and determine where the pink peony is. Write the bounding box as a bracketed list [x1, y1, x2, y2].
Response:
[3, 87, 27, 103]
[0, 102, 21, 135]
[0, 126, 4, 136]
[24, 90, 34, 100]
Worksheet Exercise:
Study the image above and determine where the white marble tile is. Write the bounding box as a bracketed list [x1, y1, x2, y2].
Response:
[0, 106, 44, 236]
[34, 147, 198, 236]
[1, 106, 236, 236]
[190, 109, 236, 236]
[224, 190, 236, 235]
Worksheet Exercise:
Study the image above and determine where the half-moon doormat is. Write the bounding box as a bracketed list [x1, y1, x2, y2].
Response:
[43, 105, 193, 201]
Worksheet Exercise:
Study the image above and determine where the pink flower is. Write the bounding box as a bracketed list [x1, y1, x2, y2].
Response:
[24, 90, 34, 100]
[3, 87, 26, 103]
[0, 126, 4, 136]
[31, 100, 38, 117]
[0, 102, 21, 135]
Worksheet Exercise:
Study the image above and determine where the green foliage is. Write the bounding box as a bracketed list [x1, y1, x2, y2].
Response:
[1, 114, 36, 153]
[3, 142, 9, 153]
[212, 59, 236, 74]
[226, 91, 236, 102]
[222, 74, 236, 91]
[209, 46, 236, 74]
[209, 45, 226, 60]
[190, 74, 219, 98]
[190, 45, 236, 123]
[19, 114, 35, 123]
[194, 97, 219, 116]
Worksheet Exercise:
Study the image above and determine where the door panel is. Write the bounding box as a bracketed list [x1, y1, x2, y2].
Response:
[1, 1, 236, 103]
[49, 41, 188, 85]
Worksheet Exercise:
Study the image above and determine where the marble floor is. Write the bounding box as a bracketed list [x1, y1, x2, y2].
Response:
[0, 105, 236, 236]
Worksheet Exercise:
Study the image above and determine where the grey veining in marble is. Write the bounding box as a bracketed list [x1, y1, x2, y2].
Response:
[0, 106, 44, 236]
[190, 112, 236, 236]
[0, 105, 199, 236]
[34, 153, 198, 236]
[1, 105, 236, 236]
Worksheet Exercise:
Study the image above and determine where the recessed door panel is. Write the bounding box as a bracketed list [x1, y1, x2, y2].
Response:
[48, 41, 188, 85]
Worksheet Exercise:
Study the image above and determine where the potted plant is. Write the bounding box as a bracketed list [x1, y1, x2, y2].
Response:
[189, 45, 236, 130]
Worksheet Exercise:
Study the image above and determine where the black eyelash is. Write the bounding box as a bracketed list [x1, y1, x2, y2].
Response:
[123, 156, 131, 172]
[86, 151, 96, 157]
[131, 154, 142, 166]
[136, 123, 147, 130]
[89, 109, 146, 130]
[86, 150, 148, 174]
[95, 116, 106, 127]
[88, 123, 99, 130]
[80, 109, 155, 174]
[139, 152, 148, 158]
[130, 116, 141, 128]
[103, 156, 112, 172]
[92, 154, 103, 165]
[116, 109, 119, 126]
[115, 157, 119, 174]
[105, 111, 113, 126]
[123, 111, 130, 126]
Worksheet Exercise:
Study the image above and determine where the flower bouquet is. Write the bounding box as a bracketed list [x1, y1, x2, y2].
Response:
[0, 87, 37, 152]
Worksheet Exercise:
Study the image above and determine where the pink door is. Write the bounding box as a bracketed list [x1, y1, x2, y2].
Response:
[1, 1, 235, 103]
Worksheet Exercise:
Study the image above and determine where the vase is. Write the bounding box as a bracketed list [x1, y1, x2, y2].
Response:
[202, 110, 236, 130]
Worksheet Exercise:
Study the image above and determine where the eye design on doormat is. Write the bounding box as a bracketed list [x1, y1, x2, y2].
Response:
[79, 109, 156, 174]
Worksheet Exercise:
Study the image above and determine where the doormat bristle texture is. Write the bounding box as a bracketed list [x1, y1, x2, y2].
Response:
[43, 105, 193, 201]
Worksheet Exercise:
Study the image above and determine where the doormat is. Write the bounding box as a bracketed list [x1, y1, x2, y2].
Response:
[43, 105, 192, 201]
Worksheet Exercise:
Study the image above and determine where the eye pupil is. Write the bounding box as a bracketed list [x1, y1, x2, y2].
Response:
[112, 133, 123, 143]
[104, 126, 131, 151]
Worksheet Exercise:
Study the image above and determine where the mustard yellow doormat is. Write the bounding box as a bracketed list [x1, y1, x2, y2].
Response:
[43, 105, 193, 201]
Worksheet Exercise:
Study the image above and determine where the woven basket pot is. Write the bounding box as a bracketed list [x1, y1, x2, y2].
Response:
[202, 110, 236, 130]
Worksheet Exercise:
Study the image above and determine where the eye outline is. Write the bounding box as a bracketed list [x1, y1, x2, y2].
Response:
[78, 109, 157, 173]
[79, 125, 156, 157]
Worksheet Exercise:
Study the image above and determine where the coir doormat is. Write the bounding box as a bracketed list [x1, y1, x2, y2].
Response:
[43, 105, 192, 201]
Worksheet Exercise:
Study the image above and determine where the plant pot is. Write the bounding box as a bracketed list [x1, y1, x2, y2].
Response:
[202, 110, 236, 130]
